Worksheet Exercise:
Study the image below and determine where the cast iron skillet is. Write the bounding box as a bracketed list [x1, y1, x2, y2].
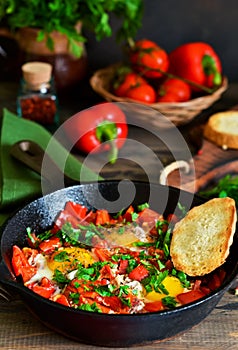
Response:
[0, 180, 237, 347]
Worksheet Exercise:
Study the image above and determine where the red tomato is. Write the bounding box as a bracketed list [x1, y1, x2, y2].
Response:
[144, 301, 163, 312]
[126, 83, 157, 103]
[130, 39, 169, 79]
[177, 290, 206, 305]
[38, 236, 62, 254]
[168, 42, 222, 91]
[157, 78, 191, 102]
[55, 294, 71, 307]
[29, 277, 55, 299]
[64, 202, 87, 220]
[114, 72, 147, 97]
[11, 245, 37, 283]
[128, 264, 149, 281]
[95, 209, 110, 226]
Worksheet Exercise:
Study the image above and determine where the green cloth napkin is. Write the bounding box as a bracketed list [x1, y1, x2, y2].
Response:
[0, 108, 101, 226]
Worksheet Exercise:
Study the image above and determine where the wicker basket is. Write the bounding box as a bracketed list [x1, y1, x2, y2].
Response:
[90, 63, 228, 128]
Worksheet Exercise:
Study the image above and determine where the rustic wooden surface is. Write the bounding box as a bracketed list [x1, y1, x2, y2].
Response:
[0, 81, 238, 349]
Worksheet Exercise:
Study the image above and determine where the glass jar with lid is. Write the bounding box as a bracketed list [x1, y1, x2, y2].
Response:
[17, 61, 59, 130]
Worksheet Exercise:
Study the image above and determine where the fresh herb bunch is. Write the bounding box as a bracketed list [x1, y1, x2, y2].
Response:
[0, 0, 144, 57]
[199, 174, 238, 207]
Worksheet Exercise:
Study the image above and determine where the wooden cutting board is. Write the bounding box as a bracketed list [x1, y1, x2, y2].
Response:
[166, 107, 238, 192]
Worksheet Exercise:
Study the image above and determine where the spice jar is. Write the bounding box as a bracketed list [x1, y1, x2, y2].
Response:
[17, 62, 59, 129]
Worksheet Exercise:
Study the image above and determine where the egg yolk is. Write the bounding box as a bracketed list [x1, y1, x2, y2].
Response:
[146, 276, 184, 301]
[47, 247, 95, 273]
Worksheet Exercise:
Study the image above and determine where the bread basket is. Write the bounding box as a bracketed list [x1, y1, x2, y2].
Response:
[90, 63, 228, 128]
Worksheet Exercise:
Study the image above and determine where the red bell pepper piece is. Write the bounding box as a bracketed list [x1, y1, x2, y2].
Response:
[63, 102, 128, 164]
[144, 301, 163, 312]
[122, 205, 134, 222]
[93, 247, 111, 262]
[64, 201, 87, 220]
[128, 264, 149, 281]
[137, 208, 163, 230]
[12, 245, 37, 283]
[28, 277, 55, 299]
[118, 259, 129, 274]
[95, 209, 110, 226]
[55, 294, 71, 307]
[177, 290, 206, 305]
[169, 42, 222, 91]
[39, 236, 61, 254]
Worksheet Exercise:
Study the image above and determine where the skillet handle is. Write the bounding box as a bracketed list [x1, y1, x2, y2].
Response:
[10, 140, 77, 188]
[0, 261, 18, 301]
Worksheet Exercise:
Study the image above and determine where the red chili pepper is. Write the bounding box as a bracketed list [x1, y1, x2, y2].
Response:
[168, 42, 222, 91]
[63, 102, 128, 164]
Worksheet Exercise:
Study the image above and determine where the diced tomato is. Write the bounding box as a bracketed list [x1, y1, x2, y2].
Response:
[64, 201, 87, 219]
[79, 295, 112, 313]
[128, 264, 149, 281]
[39, 236, 61, 254]
[28, 277, 55, 299]
[137, 208, 163, 229]
[54, 210, 80, 229]
[207, 272, 222, 291]
[100, 295, 124, 312]
[95, 209, 110, 226]
[167, 213, 179, 224]
[122, 205, 134, 222]
[144, 300, 163, 312]
[93, 247, 111, 262]
[99, 264, 114, 281]
[193, 279, 202, 291]
[84, 210, 97, 223]
[55, 294, 70, 307]
[118, 259, 129, 274]
[177, 290, 206, 305]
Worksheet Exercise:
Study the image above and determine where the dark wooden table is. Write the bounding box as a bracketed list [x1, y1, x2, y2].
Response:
[0, 79, 238, 349]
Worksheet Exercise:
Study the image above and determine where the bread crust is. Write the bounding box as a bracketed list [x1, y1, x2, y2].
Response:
[170, 197, 237, 276]
[204, 111, 238, 149]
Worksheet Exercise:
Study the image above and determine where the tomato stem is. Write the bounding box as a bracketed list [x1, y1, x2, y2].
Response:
[137, 64, 218, 94]
[96, 120, 119, 164]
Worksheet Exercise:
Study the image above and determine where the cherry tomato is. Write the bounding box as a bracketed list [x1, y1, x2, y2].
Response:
[130, 39, 169, 79]
[126, 83, 157, 103]
[114, 72, 147, 97]
[157, 78, 191, 102]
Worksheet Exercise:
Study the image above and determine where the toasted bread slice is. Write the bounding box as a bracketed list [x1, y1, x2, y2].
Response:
[204, 111, 238, 149]
[170, 197, 237, 276]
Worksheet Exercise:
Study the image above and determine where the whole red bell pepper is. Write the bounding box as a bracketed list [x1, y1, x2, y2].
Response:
[64, 103, 128, 164]
[168, 42, 222, 91]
